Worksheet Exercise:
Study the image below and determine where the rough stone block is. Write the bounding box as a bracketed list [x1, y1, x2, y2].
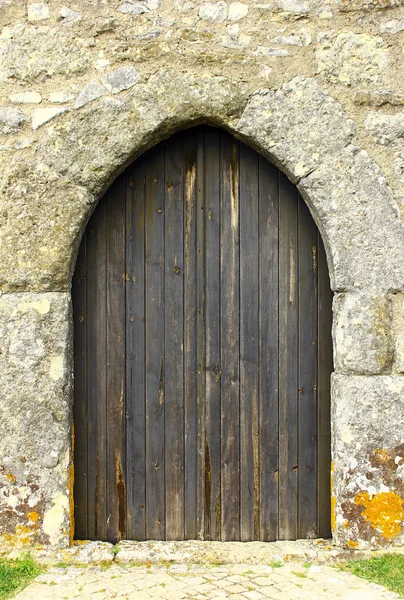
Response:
[339, 0, 404, 9]
[365, 113, 404, 145]
[0, 292, 72, 549]
[199, 2, 228, 22]
[59, 7, 82, 26]
[333, 292, 393, 375]
[316, 32, 388, 86]
[278, 0, 309, 12]
[0, 107, 26, 134]
[101, 67, 140, 94]
[8, 91, 42, 104]
[74, 81, 107, 109]
[31, 106, 68, 130]
[392, 293, 404, 373]
[332, 375, 404, 548]
[380, 19, 404, 35]
[228, 2, 248, 20]
[27, 3, 49, 22]
[237, 76, 356, 182]
[116, 0, 161, 13]
[299, 145, 404, 291]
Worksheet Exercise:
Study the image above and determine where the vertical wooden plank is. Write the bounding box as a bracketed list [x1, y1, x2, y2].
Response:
[145, 146, 166, 540]
[258, 157, 279, 542]
[196, 132, 206, 540]
[126, 158, 146, 540]
[297, 197, 318, 538]
[164, 135, 185, 540]
[239, 144, 259, 541]
[204, 128, 222, 540]
[317, 233, 333, 539]
[73, 236, 87, 540]
[278, 172, 299, 540]
[86, 195, 108, 541]
[106, 176, 127, 543]
[220, 132, 240, 541]
[184, 134, 198, 539]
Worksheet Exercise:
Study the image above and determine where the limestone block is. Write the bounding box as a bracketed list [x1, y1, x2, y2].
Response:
[394, 144, 404, 183]
[49, 91, 75, 104]
[0, 26, 91, 84]
[252, 46, 289, 56]
[332, 374, 404, 548]
[392, 293, 404, 373]
[271, 34, 303, 46]
[299, 145, 404, 291]
[74, 81, 107, 109]
[101, 67, 140, 94]
[278, 0, 309, 12]
[27, 3, 49, 22]
[339, 0, 404, 9]
[354, 91, 404, 107]
[0, 292, 72, 548]
[0, 107, 26, 133]
[228, 2, 248, 20]
[365, 113, 404, 145]
[237, 76, 356, 182]
[31, 106, 68, 130]
[8, 91, 42, 104]
[116, 0, 161, 14]
[199, 2, 228, 22]
[316, 32, 388, 86]
[380, 19, 404, 35]
[59, 7, 82, 26]
[333, 292, 393, 375]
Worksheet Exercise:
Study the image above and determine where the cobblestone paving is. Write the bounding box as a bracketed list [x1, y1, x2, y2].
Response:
[15, 562, 401, 600]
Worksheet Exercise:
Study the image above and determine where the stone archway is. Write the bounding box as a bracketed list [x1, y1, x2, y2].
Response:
[1, 72, 404, 550]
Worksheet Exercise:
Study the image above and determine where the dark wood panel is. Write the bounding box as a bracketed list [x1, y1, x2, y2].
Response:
[204, 129, 222, 540]
[278, 172, 299, 540]
[220, 132, 240, 541]
[195, 131, 206, 540]
[298, 198, 318, 539]
[145, 147, 166, 539]
[317, 233, 333, 539]
[164, 135, 185, 540]
[106, 176, 127, 543]
[72, 236, 87, 540]
[86, 196, 108, 540]
[239, 143, 259, 541]
[74, 126, 333, 543]
[183, 134, 198, 539]
[258, 157, 279, 542]
[126, 158, 146, 540]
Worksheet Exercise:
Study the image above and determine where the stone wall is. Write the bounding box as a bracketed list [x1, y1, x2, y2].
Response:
[0, 0, 404, 550]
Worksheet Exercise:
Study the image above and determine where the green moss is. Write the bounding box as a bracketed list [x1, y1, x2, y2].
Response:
[0, 554, 42, 600]
[342, 553, 404, 596]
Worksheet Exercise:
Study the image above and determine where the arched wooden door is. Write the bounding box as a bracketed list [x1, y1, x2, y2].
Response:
[73, 126, 333, 543]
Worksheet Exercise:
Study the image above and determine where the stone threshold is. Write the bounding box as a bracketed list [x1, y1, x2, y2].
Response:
[5, 539, 404, 566]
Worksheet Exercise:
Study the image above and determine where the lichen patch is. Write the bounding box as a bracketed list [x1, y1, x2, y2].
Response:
[355, 491, 404, 539]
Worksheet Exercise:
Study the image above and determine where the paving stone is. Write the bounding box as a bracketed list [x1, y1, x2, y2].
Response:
[14, 560, 401, 600]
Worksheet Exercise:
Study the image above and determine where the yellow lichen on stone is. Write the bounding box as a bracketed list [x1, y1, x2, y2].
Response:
[330, 461, 336, 532]
[4, 470, 16, 484]
[27, 511, 39, 523]
[347, 539, 359, 548]
[374, 448, 390, 462]
[355, 491, 404, 539]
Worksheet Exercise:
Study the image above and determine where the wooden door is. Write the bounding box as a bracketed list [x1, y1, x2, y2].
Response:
[73, 126, 333, 543]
